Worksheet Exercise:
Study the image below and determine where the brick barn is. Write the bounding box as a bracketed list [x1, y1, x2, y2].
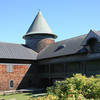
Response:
[0, 11, 100, 90]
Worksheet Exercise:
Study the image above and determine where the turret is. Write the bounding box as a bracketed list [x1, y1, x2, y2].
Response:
[23, 11, 57, 52]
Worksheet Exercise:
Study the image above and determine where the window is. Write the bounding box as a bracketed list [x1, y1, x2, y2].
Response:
[9, 80, 14, 88]
[86, 38, 97, 53]
[6, 64, 13, 72]
[55, 44, 66, 52]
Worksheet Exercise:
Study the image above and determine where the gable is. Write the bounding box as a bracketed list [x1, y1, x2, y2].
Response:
[81, 30, 100, 46]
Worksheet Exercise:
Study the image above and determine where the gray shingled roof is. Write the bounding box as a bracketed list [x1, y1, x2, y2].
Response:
[93, 30, 100, 36]
[0, 42, 37, 60]
[23, 11, 57, 39]
[37, 34, 87, 59]
[2, 30, 100, 60]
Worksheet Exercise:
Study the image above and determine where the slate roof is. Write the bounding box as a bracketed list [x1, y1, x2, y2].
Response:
[92, 30, 100, 36]
[1, 30, 100, 60]
[37, 34, 87, 59]
[0, 34, 87, 60]
[0, 42, 37, 60]
[23, 11, 57, 39]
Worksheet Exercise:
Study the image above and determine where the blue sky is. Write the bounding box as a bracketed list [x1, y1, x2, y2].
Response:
[0, 0, 100, 44]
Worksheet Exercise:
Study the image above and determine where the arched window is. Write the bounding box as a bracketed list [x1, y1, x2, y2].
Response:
[86, 38, 97, 53]
[9, 80, 14, 88]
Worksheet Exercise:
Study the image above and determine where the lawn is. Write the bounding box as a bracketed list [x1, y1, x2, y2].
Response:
[0, 93, 33, 100]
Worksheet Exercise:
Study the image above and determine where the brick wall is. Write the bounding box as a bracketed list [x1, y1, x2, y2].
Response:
[0, 64, 29, 91]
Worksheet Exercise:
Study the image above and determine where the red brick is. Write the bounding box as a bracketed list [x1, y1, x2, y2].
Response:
[0, 64, 29, 91]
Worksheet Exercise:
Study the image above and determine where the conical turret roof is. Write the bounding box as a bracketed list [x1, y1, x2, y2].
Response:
[23, 11, 57, 39]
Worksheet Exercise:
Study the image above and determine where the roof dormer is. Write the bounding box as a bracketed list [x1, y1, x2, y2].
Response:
[82, 30, 100, 53]
[81, 30, 100, 46]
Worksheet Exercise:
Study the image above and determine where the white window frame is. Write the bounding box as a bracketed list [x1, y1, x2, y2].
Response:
[6, 64, 13, 72]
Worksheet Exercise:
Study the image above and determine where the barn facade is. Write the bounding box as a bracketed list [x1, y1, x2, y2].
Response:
[0, 11, 100, 90]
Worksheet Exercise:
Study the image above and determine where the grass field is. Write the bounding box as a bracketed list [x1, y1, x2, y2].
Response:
[0, 93, 33, 100]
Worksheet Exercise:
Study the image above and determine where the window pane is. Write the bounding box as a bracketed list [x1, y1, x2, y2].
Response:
[6, 64, 13, 72]
[10, 80, 14, 88]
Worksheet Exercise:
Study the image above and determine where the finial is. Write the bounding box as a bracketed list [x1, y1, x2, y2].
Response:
[38, 9, 42, 15]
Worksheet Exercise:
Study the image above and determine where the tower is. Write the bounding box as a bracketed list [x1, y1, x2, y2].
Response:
[23, 11, 57, 52]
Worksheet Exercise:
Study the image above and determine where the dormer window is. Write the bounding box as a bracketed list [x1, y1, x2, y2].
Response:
[54, 44, 66, 52]
[86, 38, 97, 53]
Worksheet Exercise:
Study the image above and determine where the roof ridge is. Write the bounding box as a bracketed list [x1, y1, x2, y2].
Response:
[56, 34, 87, 44]
[0, 41, 21, 45]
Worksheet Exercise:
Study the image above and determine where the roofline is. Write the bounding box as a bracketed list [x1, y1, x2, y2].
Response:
[37, 52, 88, 61]
[23, 32, 57, 39]
[0, 58, 36, 64]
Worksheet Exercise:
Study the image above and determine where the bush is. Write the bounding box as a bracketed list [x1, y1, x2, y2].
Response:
[47, 74, 100, 99]
[82, 76, 100, 99]
[31, 74, 100, 100]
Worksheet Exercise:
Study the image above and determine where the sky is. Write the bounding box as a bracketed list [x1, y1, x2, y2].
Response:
[0, 0, 100, 44]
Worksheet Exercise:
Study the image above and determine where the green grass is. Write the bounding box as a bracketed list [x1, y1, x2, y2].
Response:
[0, 93, 33, 100]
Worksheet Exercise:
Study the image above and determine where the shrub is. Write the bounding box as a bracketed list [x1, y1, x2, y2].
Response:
[31, 74, 100, 100]
[82, 76, 100, 99]
[47, 74, 100, 99]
